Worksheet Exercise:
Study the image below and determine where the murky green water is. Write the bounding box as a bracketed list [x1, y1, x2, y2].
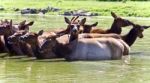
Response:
[0, 14, 150, 83]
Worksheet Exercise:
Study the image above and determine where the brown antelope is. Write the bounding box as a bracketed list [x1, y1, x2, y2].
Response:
[81, 23, 150, 47]
[121, 24, 150, 46]
[0, 20, 12, 35]
[0, 36, 7, 52]
[39, 18, 130, 60]
[19, 30, 58, 58]
[56, 16, 98, 35]
[19, 30, 44, 58]
[12, 20, 34, 32]
[56, 16, 81, 35]
[0, 19, 34, 32]
[83, 12, 133, 34]
[7, 30, 34, 56]
[0, 20, 13, 53]
[0, 19, 34, 55]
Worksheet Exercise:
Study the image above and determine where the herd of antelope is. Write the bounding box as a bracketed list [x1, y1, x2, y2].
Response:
[0, 12, 150, 61]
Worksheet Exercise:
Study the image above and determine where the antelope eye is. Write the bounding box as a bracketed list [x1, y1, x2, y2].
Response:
[124, 19, 127, 22]
[141, 29, 144, 32]
[69, 25, 73, 29]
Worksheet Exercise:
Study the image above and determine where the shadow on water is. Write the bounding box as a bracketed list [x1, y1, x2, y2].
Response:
[129, 51, 144, 55]
[0, 52, 66, 63]
[0, 53, 29, 58]
[18, 58, 66, 62]
[2, 55, 66, 63]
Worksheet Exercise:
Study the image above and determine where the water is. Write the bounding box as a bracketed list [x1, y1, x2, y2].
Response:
[0, 14, 150, 83]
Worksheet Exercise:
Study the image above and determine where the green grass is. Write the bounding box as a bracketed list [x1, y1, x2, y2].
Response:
[1, 0, 150, 17]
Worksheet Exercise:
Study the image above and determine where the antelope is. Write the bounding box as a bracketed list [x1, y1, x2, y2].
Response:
[0, 20, 13, 53]
[7, 30, 33, 56]
[83, 12, 133, 34]
[121, 24, 150, 46]
[81, 23, 150, 47]
[56, 16, 98, 35]
[19, 30, 58, 58]
[0, 19, 34, 55]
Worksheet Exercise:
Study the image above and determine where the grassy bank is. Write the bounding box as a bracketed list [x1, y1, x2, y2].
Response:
[0, 0, 150, 17]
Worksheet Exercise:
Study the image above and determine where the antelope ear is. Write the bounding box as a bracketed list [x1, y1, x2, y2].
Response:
[9, 19, 12, 27]
[38, 30, 44, 36]
[10, 19, 12, 24]
[5, 19, 9, 23]
[20, 20, 26, 25]
[111, 12, 118, 18]
[64, 17, 71, 24]
[143, 26, 150, 29]
[80, 18, 86, 25]
[91, 22, 98, 27]
[27, 21, 34, 26]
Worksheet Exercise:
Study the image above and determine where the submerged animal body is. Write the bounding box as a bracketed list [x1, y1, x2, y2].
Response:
[64, 37, 130, 61]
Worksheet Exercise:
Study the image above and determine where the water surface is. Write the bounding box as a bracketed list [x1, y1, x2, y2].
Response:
[0, 14, 150, 83]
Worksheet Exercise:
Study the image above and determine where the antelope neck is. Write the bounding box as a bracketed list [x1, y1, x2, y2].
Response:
[69, 33, 78, 42]
[122, 28, 138, 46]
[107, 21, 121, 34]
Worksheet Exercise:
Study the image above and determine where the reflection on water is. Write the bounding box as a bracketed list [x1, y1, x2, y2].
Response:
[1, 57, 150, 83]
[0, 14, 150, 83]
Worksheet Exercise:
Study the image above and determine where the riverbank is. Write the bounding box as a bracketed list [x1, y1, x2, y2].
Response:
[0, 0, 150, 17]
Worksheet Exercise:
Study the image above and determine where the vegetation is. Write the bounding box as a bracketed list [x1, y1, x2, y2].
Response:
[1, 0, 150, 17]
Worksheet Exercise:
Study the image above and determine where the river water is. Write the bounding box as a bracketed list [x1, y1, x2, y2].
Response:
[0, 14, 150, 83]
